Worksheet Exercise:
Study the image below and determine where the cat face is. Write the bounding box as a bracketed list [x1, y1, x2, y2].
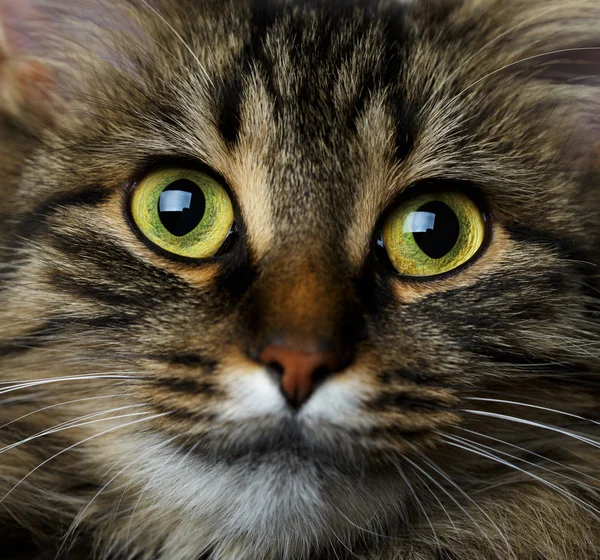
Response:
[1, 0, 599, 558]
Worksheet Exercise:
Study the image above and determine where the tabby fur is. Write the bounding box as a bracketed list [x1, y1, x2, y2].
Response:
[0, 0, 599, 558]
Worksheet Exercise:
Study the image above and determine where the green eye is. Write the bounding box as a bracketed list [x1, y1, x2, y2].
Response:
[381, 191, 486, 277]
[131, 168, 234, 259]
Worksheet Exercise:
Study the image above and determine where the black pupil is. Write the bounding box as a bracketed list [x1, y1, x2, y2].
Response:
[411, 201, 460, 259]
[158, 180, 206, 237]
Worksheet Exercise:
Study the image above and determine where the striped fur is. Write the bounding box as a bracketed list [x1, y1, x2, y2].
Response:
[0, 0, 599, 558]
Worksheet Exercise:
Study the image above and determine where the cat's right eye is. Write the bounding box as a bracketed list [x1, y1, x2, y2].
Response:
[130, 168, 235, 259]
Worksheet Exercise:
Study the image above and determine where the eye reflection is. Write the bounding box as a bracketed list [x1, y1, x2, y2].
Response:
[405, 211, 436, 233]
[159, 190, 193, 212]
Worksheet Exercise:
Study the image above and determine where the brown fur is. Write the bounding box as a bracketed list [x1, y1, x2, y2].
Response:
[0, 0, 599, 558]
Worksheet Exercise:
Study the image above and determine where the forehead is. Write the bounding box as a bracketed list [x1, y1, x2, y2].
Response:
[60, 0, 577, 266]
[137, 0, 412, 260]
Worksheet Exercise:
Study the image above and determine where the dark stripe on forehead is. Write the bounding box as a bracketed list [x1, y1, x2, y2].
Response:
[217, 74, 245, 146]
[245, 1, 409, 115]
[349, 3, 413, 160]
[214, 0, 280, 146]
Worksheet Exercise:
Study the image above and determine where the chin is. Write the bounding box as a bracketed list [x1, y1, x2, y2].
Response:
[112, 369, 414, 560]
[118, 433, 406, 560]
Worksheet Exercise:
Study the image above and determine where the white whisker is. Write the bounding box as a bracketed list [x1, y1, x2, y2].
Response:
[407, 464, 458, 534]
[403, 453, 516, 560]
[465, 397, 600, 426]
[0, 374, 140, 398]
[441, 435, 600, 523]
[64, 434, 180, 549]
[0, 406, 149, 456]
[414, 448, 518, 559]
[463, 410, 600, 449]
[396, 464, 441, 550]
[0, 395, 132, 431]
[1, 413, 169, 502]
[453, 426, 600, 489]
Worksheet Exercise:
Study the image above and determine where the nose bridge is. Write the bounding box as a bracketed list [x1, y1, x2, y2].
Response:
[251, 247, 357, 354]
[259, 259, 340, 348]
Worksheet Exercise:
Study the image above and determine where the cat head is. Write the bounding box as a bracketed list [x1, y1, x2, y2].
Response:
[1, 0, 599, 557]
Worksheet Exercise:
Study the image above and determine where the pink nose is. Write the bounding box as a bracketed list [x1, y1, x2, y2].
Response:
[258, 346, 339, 408]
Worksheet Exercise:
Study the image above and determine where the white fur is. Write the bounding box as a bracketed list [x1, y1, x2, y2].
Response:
[220, 367, 287, 420]
[123, 433, 405, 560]
[300, 374, 373, 429]
[221, 365, 373, 430]
[114, 369, 401, 559]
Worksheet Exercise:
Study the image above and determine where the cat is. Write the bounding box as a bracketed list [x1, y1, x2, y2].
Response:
[0, 0, 599, 558]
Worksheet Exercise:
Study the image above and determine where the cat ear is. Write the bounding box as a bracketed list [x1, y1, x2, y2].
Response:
[0, 0, 149, 123]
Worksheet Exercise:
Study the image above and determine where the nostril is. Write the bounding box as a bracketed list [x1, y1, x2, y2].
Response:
[267, 361, 284, 376]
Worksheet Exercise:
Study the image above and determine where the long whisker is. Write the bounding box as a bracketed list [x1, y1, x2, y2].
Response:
[440, 435, 600, 523]
[1, 412, 169, 502]
[465, 397, 600, 427]
[395, 464, 441, 550]
[0, 373, 139, 386]
[63, 434, 181, 549]
[412, 449, 518, 560]
[0, 395, 133, 431]
[403, 454, 516, 560]
[406, 463, 458, 534]
[0, 406, 149, 456]
[462, 410, 600, 449]
[328, 502, 391, 541]
[446, 432, 600, 499]
[453, 426, 600, 489]
[0, 374, 140, 398]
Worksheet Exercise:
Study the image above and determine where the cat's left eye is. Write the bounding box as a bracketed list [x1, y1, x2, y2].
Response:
[131, 168, 234, 259]
[380, 190, 486, 278]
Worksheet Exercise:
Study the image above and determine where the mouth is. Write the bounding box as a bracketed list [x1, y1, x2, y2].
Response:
[169, 411, 443, 477]
[125, 425, 411, 559]
[176, 415, 362, 467]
